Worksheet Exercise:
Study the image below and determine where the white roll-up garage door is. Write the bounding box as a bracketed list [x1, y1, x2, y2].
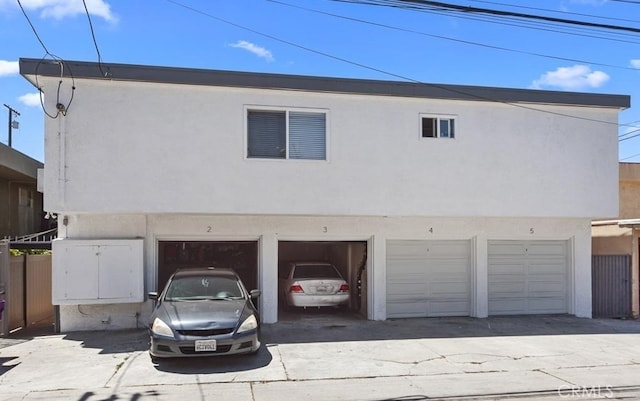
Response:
[488, 240, 568, 315]
[386, 240, 471, 318]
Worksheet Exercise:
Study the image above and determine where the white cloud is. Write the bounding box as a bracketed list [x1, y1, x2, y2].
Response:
[230, 40, 274, 62]
[0, 60, 19, 77]
[13, 0, 117, 22]
[19, 92, 42, 107]
[631, 59, 640, 70]
[530, 65, 609, 90]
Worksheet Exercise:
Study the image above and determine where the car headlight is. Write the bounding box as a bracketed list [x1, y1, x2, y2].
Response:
[151, 317, 174, 337]
[237, 315, 258, 333]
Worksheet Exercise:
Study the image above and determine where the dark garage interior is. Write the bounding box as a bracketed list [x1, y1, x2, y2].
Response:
[278, 241, 368, 319]
[157, 241, 258, 293]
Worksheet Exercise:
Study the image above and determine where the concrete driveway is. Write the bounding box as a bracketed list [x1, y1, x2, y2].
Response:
[1, 315, 640, 400]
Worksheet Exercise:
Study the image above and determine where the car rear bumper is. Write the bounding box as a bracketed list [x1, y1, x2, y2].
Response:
[286, 293, 349, 307]
[149, 329, 260, 358]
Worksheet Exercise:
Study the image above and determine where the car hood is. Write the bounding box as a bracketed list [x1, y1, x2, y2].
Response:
[156, 299, 248, 330]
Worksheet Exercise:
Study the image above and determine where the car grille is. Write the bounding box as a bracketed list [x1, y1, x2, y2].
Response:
[177, 328, 234, 336]
[179, 345, 233, 354]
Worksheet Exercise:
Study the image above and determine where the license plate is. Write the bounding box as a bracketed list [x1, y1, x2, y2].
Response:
[195, 340, 217, 352]
[316, 285, 328, 292]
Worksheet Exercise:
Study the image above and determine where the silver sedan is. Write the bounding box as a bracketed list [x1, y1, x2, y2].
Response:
[279, 262, 350, 308]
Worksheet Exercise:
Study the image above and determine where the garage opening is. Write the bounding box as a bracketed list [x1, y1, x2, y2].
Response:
[157, 241, 258, 294]
[278, 241, 368, 320]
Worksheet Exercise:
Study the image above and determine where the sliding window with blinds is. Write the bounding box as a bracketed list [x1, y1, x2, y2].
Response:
[247, 109, 327, 160]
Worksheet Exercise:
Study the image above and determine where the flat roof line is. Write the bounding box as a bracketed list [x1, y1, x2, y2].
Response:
[19, 58, 631, 109]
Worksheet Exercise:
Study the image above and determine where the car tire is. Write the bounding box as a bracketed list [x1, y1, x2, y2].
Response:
[150, 353, 160, 365]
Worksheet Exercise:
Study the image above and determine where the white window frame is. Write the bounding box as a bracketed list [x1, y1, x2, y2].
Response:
[420, 114, 457, 139]
[245, 105, 330, 161]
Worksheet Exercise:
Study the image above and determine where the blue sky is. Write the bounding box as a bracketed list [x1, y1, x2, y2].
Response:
[0, 0, 639, 162]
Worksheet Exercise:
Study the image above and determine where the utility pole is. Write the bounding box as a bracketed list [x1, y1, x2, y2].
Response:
[3, 104, 20, 148]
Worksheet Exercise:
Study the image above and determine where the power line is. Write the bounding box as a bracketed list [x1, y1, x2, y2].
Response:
[331, 0, 640, 33]
[15, 0, 74, 119]
[609, 0, 640, 4]
[166, 0, 631, 130]
[621, 152, 640, 161]
[16, 0, 53, 56]
[328, 0, 640, 45]
[82, 0, 109, 77]
[619, 128, 640, 142]
[467, 0, 640, 24]
[269, 0, 638, 71]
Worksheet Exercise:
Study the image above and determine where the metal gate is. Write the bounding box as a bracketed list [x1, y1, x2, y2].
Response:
[592, 255, 632, 318]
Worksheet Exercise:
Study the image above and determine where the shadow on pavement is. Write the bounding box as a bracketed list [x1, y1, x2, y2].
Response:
[152, 345, 272, 373]
[0, 356, 19, 376]
[76, 390, 160, 401]
[263, 315, 640, 344]
[63, 329, 149, 353]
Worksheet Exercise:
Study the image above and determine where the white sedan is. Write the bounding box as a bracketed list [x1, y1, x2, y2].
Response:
[280, 262, 350, 308]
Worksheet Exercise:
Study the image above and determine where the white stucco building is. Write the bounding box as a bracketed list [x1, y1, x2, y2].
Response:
[20, 58, 629, 332]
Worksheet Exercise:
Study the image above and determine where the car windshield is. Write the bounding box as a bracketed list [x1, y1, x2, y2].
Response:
[292, 264, 341, 279]
[164, 276, 243, 301]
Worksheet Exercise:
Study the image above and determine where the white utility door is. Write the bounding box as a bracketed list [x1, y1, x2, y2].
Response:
[488, 240, 568, 315]
[386, 240, 471, 318]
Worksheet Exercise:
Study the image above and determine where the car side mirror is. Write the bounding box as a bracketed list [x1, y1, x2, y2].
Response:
[148, 292, 158, 301]
[250, 289, 261, 299]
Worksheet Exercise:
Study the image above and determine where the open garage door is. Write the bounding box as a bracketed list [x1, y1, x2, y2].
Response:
[278, 241, 367, 319]
[157, 241, 258, 293]
[386, 240, 471, 318]
[488, 240, 568, 315]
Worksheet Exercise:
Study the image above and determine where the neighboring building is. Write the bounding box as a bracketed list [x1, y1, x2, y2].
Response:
[592, 163, 640, 317]
[0, 143, 44, 238]
[20, 58, 629, 332]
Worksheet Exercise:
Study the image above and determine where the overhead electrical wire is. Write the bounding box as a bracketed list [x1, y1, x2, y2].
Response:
[165, 0, 633, 130]
[621, 151, 640, 161]
[618, 128, 640, 142]
[82, 0, 109, 78]
[609, 0, 640, 4]
[327, 0, 640, 44]
[466, 0, 640, 25]
[16, 0, 75, 119]
[322, 4, 640, 47]
[329, 0, 640, 33]
[17, 0, 54, 57]
[269, 0, 638, 71]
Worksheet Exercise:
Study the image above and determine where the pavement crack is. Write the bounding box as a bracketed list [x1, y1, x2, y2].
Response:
[269, 344, 290, 380]
[445, 352, 510, 359]
[104, 354, 129, 386]
[512, 353, 573, 361]
[535, 368, 576, 386]
[371, 356, 446, 366]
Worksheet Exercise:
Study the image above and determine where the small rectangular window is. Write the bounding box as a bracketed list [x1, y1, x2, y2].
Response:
[247, 109, 327, 160]
[421, 116, 456, 139]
